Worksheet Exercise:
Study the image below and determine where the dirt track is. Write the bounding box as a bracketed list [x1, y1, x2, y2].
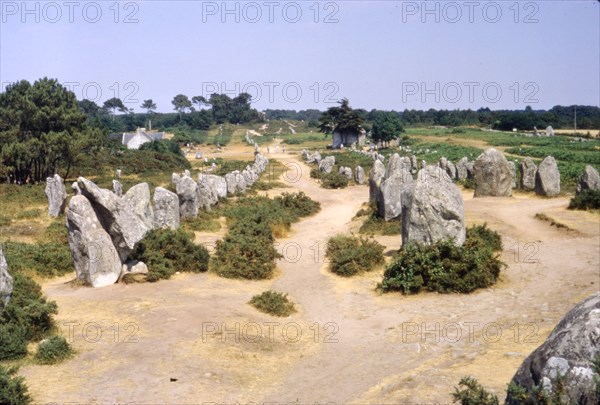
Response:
[21, 143, 599, 404]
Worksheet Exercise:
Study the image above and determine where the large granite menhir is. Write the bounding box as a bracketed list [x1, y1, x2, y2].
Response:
[45, 174, 67, 217]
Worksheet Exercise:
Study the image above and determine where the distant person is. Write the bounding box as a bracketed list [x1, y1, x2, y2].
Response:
[275, 145, 279, 153]
[282, 145, 285, 153]
[267, 147, 270, 154]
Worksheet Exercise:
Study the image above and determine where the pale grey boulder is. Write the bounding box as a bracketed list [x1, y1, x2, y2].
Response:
[112, 180, 123, 197]
[369, 159, 386, 202]
[225, 171, 247, 195]
[508, 161, 517, 189]
[175, 174, 200, 219]
[119, 260, 148, 282]
[153, 187, 179, 230]
[319, 156, 335, 174]
[402, 166, 466, 246]
[0, 243, 13, 308]
[339, 166, 353, 180]
[355, 166, 365, 185]
[198, 174, 228, 199]
[473, 148, 513, 197]
[535, 156, 560, 197]
[123, 183, 154, 230]
[446, 160, 457, 180]
[378, 168, 414, 221]
[45, 174, 67, 217]
[77, 177, 149, 262]
[411, 155, 418, 174]
[456, 157, 469, 181]
[520, 157, 537, 191]
[576, 165, 600, 194]
[506, 294, 600, 405]
[66, 195, 122, 287]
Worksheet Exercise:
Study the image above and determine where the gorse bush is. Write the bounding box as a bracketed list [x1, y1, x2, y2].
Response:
[274, 191, 321, 219]
[357, 203, 402, 236]
[568, 189, 600, 210]
[0, 365, 32, 405]
[3, 241, 73, 278]
[379, 224, 505, 294]
[322, 172, 349, 189]
[326, 235, 385, 277]
[452, 376, 499, 405]
[35, 336, 74, 365]
[249, 291, 296, 317]
[129, 228, 209, 282]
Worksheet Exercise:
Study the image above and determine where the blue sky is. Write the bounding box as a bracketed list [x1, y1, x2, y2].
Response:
[1, 0, 599, 113]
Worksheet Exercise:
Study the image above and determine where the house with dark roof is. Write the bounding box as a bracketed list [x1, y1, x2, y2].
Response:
[110, 128, 166, 149]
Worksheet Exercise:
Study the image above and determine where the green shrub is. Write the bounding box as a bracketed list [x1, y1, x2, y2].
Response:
[326, 235, 385, 277]
[357, 204, 402, 236]
[0, 365, 32, 405]
[274, 191, 321, 219]
[35, 336, 74, 365]
[180, 210, 221, 233]
[2, 241, 73, 278]
[0, 215, 12, 227]
[452, 376, 499, 405]
[568, 189, 600, 210]
[322, 172, 348, 189]
[129, 229, 209, 282]
[249, 290, 296, 317]
[379, 224, 505, 294]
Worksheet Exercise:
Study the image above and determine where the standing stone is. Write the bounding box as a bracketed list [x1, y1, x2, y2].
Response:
[66, 195, 121, 287]
[446, 160, 457, 180]
[306, 151, 322, 164]
[153, 187, 179, 230]
[546, 126, 554, 137]
[172, 173, 181, 185]
[175, 174, 200, 219]
[438, 157, 448, 171]
[123, 183, 154, 230]
[225, 171, 247, 195]
[369, 159, 386, 202]
[318, 156, 335, 173]
[576, 165, 600, 194]
[473, 148, 513, 197]
[535, 156, 560, 197]
[402, 166, 466, 246]
[465, 161, 475, 179]
[339, 166, 353, 180]
[506, 294, 599, 405]
[72, 182, 81, 195]
[77, 177, 149, 262]
[378, 168, 414, 221]
[199, 174, 227, 199]
[386, 154, 411, 180]
[112, 180, 123, 197]
[45, 174, 67, 217]
[0, 243, 13, 308]
[508, 161, 517, 189]
[411, 155, 418, 174]
[355, 166, 365, 185]
[520, 158, 538, 191]
[456, 157, 469, 181]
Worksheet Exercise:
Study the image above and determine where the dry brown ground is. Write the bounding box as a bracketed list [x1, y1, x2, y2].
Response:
[20, 142, 599, 404]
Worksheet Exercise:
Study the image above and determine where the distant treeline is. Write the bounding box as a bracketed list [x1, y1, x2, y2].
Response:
[264, 105, 600, 131]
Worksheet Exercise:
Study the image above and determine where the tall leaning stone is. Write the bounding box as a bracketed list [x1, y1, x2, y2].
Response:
[520, 157, 537, 191]
[402, 166, 466, 246]
[123, 183, 154, 230]
[369, 159, 386, 202]
[66, 195, 121, 287]
[576, 165, 600, 194]
[0, 243, 13, 308]
[506, 294, 599, 405]
[508, 161, 517, 189]
[473, 148, 513, 197]
[535, 156, 560, 197]
[77, 177, 148, 262]
[45, 174, 67, 217]
[153, 187, 180, 230]
[175, 174, 200, 219]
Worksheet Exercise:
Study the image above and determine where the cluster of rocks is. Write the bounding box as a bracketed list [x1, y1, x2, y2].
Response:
[369, 154, 466, 247]
[506, 294, 599, 404]
[0, 243, 13, 308]
[300, 149, 367, 184]
[576, 165, 600, 195]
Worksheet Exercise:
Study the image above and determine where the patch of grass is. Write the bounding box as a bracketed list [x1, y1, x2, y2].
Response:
[379, 224, 505, 294]
[251, 180, 287, 190]
[180, 210, 222, 233]
[357, 204, 402, 236]
[34, 336, 74, 365]
[534, 213, 571, 230]
[15, 209, 42, 220]
[212, 160, 254, 176]
[249, 290, 296, 317]
[129, 228, 209, 282]
[326, 235, 385, 277]
[2, 241, 73, 278]
[0, 365, 32, 405]
[568, 189, 600, 210]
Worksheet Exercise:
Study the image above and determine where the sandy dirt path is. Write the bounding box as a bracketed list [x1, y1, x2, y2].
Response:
[20, 143, 599, 404]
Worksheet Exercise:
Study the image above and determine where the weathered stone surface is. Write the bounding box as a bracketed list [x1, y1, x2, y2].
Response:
[402, 166, 466, 246]
[199, 174, 228, 199]
[153, 187, 179, 230]
[378, 168, 414, 221]
[339, 166, 353, 179]
[319, 156, 335, 173]
[508, 161, 517, 189]
[386, 154, 411, 180]
[66, 195, 121, 287]
[355, 166, 365, 185]
[411, 155, 418, 173]
[254, 153, 269, 173]
[0, 243, 13, 308]
[446, 160, 457, 180]
[546, 125, 554, 137]
[112, 180, 123, 197]
[72, 182, 81, 195]
[45, 174, 67, 217]
[473, 148, 513, 197]
[196, 181, 214, 211]
[369, 159, 386, 202]
[520, 158, 537, 191]
[119, 260, 148, 282]
[123, 183, 154, 230]
[78, 177, 148, 261]
[175, 174, 200, 219]
[225, 171, 247, 195]
[456, 157, 469, 181]
[535, 156, 560, 197]
[305, 151, 322, 164]
[506, 294, 600, 405]
[576, 165, 600, 194]
[172, 173, 181, 185]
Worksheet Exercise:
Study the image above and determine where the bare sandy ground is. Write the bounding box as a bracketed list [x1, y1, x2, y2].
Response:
[20, 143, 599, 404]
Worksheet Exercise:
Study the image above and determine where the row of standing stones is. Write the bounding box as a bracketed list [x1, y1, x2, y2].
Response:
[37, 153, 269, 288]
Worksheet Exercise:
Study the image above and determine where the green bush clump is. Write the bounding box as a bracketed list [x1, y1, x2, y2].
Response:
[274, 191, 321, 218]
[249, 290, 296, 317]
[129, 228, 209, 282]
[322, 172, 349, 189]
[379, 224, 504, 294]
[103, 149, 190, 176]
[357, 203, 402, 236]
[0, 365, 32, 405]
[326, 235, 385, 277]
[568, 189, 600, 210]
[35, 336, 74, 365]
[0, 273, 58, 360]
[2, 241, 73, 278]
[452, 376, 499, 404]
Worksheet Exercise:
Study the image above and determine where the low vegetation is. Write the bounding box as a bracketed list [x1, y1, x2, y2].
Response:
[249, 291, 297, 317]
[35, 336, 74, 365]
[310, 169, 349, 189]
[356, 204, 402, 236]
[534, 213, 571, 230]
[2, 240, 73, 278]
[568, 189, 600, 210]
[326, 235, 385, 277]
[0, 365, 32, 405]
[379, 224, 504, 294]
[129, 228, 209, 282]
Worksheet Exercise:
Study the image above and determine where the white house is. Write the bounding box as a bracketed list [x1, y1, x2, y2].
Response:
[111, 128, 166, 149]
